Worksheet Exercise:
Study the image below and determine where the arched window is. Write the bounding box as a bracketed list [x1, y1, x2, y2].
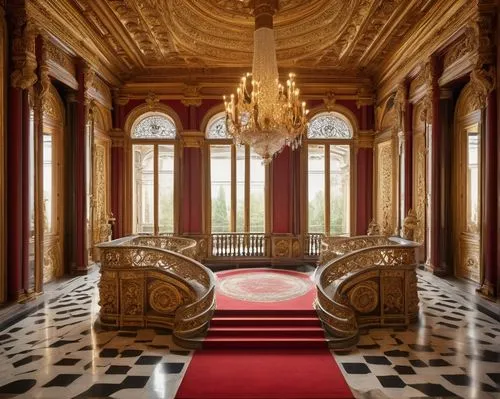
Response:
[306, 112, 353, 236]
[131, 112, 177, 234]
[206, 112, 266, 233]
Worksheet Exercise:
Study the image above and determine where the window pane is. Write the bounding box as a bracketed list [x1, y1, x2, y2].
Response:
[308, 113, 352, 139]
[43, 135, 53, 233]
[132, 114, 176, 139]
[467, 131, 480, 233]
[330, 145, 350, 235]
[133, 145, 154, 233]
[158, 145, 174, 234]
[308, 145, 325, 233]
[249, 150, 265, 232]
[206, 114, 229, 139]
[236, 146, 245, 232]
[211, 145, 231, 232]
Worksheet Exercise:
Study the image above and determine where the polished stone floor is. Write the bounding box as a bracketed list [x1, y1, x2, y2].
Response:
[0, 269, 498, 398]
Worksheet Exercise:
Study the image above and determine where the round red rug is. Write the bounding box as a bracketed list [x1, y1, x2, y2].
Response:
[215, 268, 316, 310]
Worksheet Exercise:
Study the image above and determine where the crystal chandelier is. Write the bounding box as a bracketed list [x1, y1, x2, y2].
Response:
[223, 0, 309, 163]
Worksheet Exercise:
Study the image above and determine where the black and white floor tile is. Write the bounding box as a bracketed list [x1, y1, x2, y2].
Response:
[337, 271, 500, 399]
[0, 271, 192, 398]
[0, 268, 499, 398]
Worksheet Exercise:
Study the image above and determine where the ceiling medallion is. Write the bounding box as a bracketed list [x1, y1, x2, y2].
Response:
[223, 0, 309, 163]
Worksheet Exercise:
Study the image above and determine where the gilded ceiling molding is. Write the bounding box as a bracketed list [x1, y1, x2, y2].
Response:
[10, 12, 38, 89]
[376, 0, 473, 100]
[26, 0, 123, 86]
[124, 100, 184, 136]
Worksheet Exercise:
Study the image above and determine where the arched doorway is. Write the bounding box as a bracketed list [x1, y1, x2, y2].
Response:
[41, 84, 65, 283]
[453, 84, 482, 283]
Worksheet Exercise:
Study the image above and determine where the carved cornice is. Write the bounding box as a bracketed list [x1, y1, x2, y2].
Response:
[376, 0, 474, 100]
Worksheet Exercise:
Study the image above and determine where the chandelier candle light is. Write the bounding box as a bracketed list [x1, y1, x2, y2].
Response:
[223, 0, 309, 163]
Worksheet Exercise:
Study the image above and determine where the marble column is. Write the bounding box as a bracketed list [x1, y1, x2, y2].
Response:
[478, 89, 497, 299]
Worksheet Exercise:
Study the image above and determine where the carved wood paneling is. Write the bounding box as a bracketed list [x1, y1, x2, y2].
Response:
[412, 101, 426, 247]
[0, 5, 5, 302]
[375, 139, 395, 235]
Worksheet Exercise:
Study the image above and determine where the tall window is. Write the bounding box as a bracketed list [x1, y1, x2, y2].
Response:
[206, 114, 266, 233]
[132, 113, 176, 234]
[307, 112, 352, 235]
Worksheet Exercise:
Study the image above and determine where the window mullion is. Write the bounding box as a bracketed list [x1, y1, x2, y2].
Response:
[154, 145, 159, 235]
[325, 144, 331, 235]
[230, 144, 236, 232]
[244, 146, 250, 232]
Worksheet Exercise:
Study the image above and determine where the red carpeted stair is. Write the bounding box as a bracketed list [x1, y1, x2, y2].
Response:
[204, 308, 326, 349]
[175, 269, 354, 399]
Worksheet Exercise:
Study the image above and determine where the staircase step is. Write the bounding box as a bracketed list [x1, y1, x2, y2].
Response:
[210, 316, 321, 328]
[208, 326, 325, 338]
[214, 309, 317, 318]
[203, 337, 327, 350]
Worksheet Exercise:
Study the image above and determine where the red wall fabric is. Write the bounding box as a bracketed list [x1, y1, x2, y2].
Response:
[182, 147, 203, 234]
[272, 148, 291, 233]
[356, 148, 373, 235]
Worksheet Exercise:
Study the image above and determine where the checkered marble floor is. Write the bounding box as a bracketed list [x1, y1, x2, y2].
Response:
[0, 268, 498, 398]
[338, 271, 500, 399]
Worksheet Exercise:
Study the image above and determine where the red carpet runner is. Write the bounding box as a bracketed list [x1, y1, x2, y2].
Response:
[176, 269, 353, 399]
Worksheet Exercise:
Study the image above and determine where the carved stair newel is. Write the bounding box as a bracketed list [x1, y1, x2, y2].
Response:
[471, 1, 497, 299]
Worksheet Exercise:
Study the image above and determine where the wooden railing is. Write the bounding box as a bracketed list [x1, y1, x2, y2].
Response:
[304, 233, 324, 256]
[315, 237, 420, 348]
[210, 233, 268, 257]
[97, 235, 216, 348]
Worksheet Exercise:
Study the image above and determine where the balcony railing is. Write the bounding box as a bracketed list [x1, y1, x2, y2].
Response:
[304, 233, 324, 257]
[210, 233, 268, 257]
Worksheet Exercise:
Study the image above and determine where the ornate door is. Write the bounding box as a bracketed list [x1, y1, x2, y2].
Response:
[41, 85, 65, 283]
[412, 101, 427, 260]
[92, 127, 112, 260]
[454, 85, 482, 283]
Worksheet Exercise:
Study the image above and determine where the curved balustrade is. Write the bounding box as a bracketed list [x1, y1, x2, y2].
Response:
[97, 236, 215, 348]
[319, 235, 395, 265]
[210, 233, 268, 257]
[315, 237, 420, 348]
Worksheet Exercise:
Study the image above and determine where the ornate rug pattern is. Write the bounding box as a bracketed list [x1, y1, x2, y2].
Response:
[217, 270, 313, 303]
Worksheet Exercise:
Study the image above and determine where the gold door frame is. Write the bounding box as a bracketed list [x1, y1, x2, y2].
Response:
[0, 5, 5, 303]
[41, 84, 65, 284]
[453, 84, 483, 283]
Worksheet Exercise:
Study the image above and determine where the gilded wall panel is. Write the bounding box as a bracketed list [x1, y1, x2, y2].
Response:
[375, 139, 394, 235]
[412, 101, 426, 247]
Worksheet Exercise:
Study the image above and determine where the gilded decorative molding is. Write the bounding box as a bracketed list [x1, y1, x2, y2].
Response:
[469, 65, 496, 109]
[376, 140, 394, 235]
[10, 15, 38, 89]
[323, 90, 336, 111]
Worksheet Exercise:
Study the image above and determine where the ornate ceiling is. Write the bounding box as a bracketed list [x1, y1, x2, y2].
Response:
[27, 0, 467, 90]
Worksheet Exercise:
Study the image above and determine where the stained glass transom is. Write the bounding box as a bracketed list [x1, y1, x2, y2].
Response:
[308, 113, 352, 139]
[132, 115, 176, 139]
[206, 115, 229, 139]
